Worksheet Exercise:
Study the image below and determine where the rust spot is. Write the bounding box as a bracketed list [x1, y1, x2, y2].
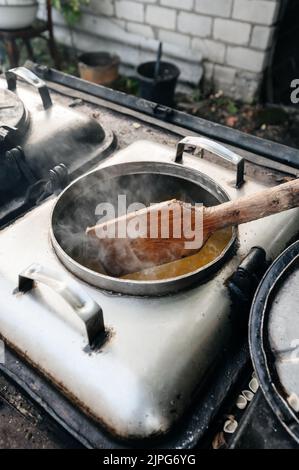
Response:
[0, 333, 125, 439]
[1, 332, 171, 441]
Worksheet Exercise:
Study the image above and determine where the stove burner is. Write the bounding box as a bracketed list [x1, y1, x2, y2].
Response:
[0, 67, 115, 228]
[0, 88, 28, 145]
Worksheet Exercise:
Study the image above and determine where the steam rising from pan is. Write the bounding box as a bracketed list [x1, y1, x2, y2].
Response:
[50, 162, 236, 295]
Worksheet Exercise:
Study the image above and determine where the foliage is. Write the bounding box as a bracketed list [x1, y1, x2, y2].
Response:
[191, 88, 202, 102]
[113, 76, 139, 95]
[226, 99, 238, 115]
[52, 0, 90, 27]
[213, 94, 239, 115]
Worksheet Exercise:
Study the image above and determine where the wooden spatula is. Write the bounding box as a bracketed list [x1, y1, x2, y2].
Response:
[86, 178, 299, 277]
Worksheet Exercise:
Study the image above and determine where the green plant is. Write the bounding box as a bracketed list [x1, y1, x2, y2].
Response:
[52, 0, 90, 27]
[226, 100, 238, 115]
[112, 76, 139, 96]
[191, 88, 202, 102]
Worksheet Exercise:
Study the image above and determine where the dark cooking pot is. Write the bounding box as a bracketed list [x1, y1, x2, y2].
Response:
[250, 240, 299, 444]
[51, 138, 242, 296]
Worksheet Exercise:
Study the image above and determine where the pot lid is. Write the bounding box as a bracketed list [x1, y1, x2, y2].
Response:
[250, 241, 299, 443]
[0, 88, 28, 145]
[268, 250, 299, 408]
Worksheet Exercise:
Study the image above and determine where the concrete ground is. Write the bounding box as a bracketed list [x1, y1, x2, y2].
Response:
[0, 374, 81, 449]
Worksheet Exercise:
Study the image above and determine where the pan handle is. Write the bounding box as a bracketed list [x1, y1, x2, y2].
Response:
[6, 67, 52, 110]
[18, 263, 105, 347]
[175, 136, 245, 188]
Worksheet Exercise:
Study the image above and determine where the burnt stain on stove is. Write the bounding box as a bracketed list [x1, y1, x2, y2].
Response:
[83, 327, 115, 355]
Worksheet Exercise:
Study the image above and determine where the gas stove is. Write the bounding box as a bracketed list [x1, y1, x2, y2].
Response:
[0, 65, 299, 449]
[0, 67, 115, 228]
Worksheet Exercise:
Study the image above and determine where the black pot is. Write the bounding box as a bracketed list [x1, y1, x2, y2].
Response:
[136, 61, 180, 107]
[250, 240, 299, 444]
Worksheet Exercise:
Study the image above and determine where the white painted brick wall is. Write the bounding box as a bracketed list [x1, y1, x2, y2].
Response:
[214, 64, 237, 84]
[192, 38, 226, 63]
[213, 18, 251, 45]
[177, 12, 212, 37]
[195, 0, 233, 18]
[88, 0, 114, 17]
[251, 25, 274, 50]
[48, 0, 282, 102]
[161, 0, 194, 11]
[232, 0, 279, 26]
[145, 5, 176, 30]
[127, 22, 154, 38]
[115, 1, 144, 22]
[226, 46, 267, 73]
[158, 30, 191, 49]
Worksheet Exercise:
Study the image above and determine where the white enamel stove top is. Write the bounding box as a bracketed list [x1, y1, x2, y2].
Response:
[0, 140, 298, 440]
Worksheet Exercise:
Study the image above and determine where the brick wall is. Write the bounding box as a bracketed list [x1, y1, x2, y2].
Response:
[46, 0, 281, 102]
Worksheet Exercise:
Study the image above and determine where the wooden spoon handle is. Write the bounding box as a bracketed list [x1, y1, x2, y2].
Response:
[203, 178, 299, 235]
